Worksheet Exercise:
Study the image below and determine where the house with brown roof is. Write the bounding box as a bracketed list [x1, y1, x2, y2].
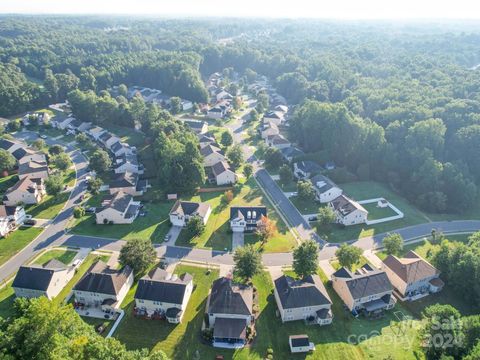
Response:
[169, 200, 211, 227]
[331, 264, 396, 316]
[274, 274, 333, 325]
[201, 145, 226, 167]
[205, 277, 254, 349]
[18, 160, 49, 180]
[3, 177, 45, 206]
[381, 251, 444, 301]
[329, 194, 368, 226]
[73, 260, 133, 313]
[95, 191, 141, 224]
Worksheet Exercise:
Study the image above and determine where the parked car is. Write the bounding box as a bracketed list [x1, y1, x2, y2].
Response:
[85, 207, 96, 214]
[24, 219, 37, 226]
[40, 134, 47, 139]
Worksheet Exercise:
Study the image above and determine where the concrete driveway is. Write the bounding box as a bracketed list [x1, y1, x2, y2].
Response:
[165, 226, 182, 245]
[232, 232, 244, 250]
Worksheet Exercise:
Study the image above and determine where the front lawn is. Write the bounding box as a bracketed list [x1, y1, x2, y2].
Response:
[33, 249, 77, 266]
[70, 198, 172, 243]
[289, 195, 320, 215]
[26, 192, 70, 219]
[175, 178, 297, 252]
[0, 226, 43, 267]
[275, 179, 297, 192]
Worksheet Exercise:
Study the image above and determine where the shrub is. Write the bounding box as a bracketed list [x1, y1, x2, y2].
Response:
[73, 206, 85, 218]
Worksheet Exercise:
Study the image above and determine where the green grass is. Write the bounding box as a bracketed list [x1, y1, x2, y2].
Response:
[0, 282, 15, 319]
[0, 174, 18, 193]
[81, 316, 114, 337]
[316, 181, 430, 243]
[33, 249, 77, 266]
[0, 226, 43, 267]
[70, 198, 172, 244]
[362, 202, 398, 220]
[276, 179, 297, 192]
[175, 177, 297, 252]
[26, 192, 70, 219]
[290, 195, 320, 215]
[330, 255, 371, 271]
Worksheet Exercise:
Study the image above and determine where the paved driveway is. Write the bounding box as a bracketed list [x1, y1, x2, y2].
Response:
[165, 226, 182, 245]
[232, 232, 244, 249]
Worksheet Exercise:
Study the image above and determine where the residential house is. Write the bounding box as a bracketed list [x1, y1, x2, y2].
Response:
[109, 171, 146, 196]
[331, 264, 396, 316]
[201, 145, 226, 167]
[329, 195, 368, 226]
[99, 132, 121, 150]
[0, 205, 26, 237]
[56, 117, 75, 130]
[73, 261, 133, 313]
[260, 122, 279, 139]
[181, 99, 193, 111]
[18, 160, 49, 180]
[280, 146, 305, 163]
[382, 251, 444, 301]
[273, 275, 333, 325]
[198, 134, 218, 148]
[88, 126, 106, 141]
[293, 161, 322, 179]
[67, 118, 83, 131]
[182, 119, 208, 135]
[134, 268, 193, 323]
[263, 111, 284, 126]
[206, 277, 254, 349]
[265, 134, 290, 150]
[275, 105, 289, 113]
[207, 100, 232, 119]
[3, 177, 45, 206]
[18, 152, 47, 165]
[311, 174, 343, 203]
[77, 122, 93, 133]
[110, 141, 134, 157]
[289, 335, 315, 353]
[0, 139, 23, 154]
[230, 206, 267, 232]
[215, 90, 233, 102]
[12, 260, 75, 300]
[211, 161, 237, 186]
[169, 200, 212, 227]
[114, 154, 143, 174]
[95, 191, 141, 224]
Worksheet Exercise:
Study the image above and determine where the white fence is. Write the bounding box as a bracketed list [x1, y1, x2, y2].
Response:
[358, 198, 404, 225]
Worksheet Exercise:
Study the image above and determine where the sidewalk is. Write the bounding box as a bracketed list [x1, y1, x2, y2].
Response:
[363, 249, 383, 269]
[318, 259, 336, 278]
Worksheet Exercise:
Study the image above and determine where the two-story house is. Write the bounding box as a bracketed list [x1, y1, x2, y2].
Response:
[293, 161, 323, 179]
[3, 176, 45, 206]
[329, 195, 368, 226]
[169, 200, 211, 227]
[201, 145, 226, 167]
[311, 174, 343, 203]
[211, 161, 237, 186]
[230, 206, 267, 233]
[109, 171, 146, 196]
[95, 191, 141, 225]
[0, 205, 26, 237]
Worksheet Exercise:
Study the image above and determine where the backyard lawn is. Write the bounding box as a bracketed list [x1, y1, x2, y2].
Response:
[316, 181, 430, 243]
[175, 178, 297, 252]
[361, 202, 398, 220]
[33, 248, 77, 266]
[0, 226, 43, 267]
[289, 195, 320, 215]
[0, 174, 18, 193]
[275, 178, 297, 192]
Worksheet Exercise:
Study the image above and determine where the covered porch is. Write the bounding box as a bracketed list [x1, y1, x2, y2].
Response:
[212, 318, 247, 349]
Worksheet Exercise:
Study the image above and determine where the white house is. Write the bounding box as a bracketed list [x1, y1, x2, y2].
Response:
[95, 191, 141, 225]
[169, 200, 212, 227]
[310, 174, 343, 203]
[134, 269, 193, 324]
[182, 119, 209, 135]
[88, 126, 106, 140]
[293, 161, 323, 179]
[109, 171, 146, 196]
[73, 261, 133, 314]
[201, 145, 226, 167]
[230, 206, 267, 233]
[265, 134, 290, 150]
[273, 275, 333, 325]
[114, 154, 143, 174]
[0, 205, 26, 237]
[3, 177, 45, 206]
[329, 195, 368, 226]
[12, 260, 75, 300]
[206, 277, 254, 349]
[211, 161, 237, 186]
[263, 111, 284, 126]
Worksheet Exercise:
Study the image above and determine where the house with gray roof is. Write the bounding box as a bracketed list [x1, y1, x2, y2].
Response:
[329, 194, 368, 226]
[182, 119, 209, 135]
[95, 191, 141, 224]
[73, 260, 133, 313]
[280, 146, 305, 162]
[332, 264, 395, 316]
[310, 174, 343, 203]
[206, 277, 254, 349]
[12, 260, 75, 300]
[210, 161, 237, 186]
[114, 153, 143, 174]
[169, 200, 211, 227]
[274, 274, 333, 325]
[230, 206, 267, 233]
[109, 171, 146, 196]
[293, 160, 323, 179]
[134, 268, 193, 323]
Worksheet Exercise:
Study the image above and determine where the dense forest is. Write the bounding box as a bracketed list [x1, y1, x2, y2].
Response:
[1, 16, 480, 212]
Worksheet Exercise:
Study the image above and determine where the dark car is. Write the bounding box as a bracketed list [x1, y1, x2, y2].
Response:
[85, 207, 96, 214]
[24, 219, 37, 226]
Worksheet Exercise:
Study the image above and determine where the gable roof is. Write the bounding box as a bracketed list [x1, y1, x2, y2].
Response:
[11, 147, 28, 161]
[5, 176, 38, 196]
[18, 160, 48, 177]
[169, 200, 211, 219]
[229, 206, 267, 222]
[274, 275, 332, 309]
[295, 160, 323, 174]
[311, 174, 338, 193]
[208, 277, 253, 316]
[110, 171, 138, 188]
[383, 251, 440, 284]
[267, 134, 290, 145]
[0, 139, 17, 151]
[333, 265, 392, 300]
[280, 146, 305, 159]
[111, 141, 123, 153]
[200, 145, 223, 157]
[74, 261, 132, 296]
[0, 205, 21, 218]
[212, 161, 232, 176]
[330, 195, 367, 216]
[99, 191, 133, 213]
[182, 119, 207, 130]
[135, 268, 192, 304]
[99, 131, 113, 142]
[12, 261, 67, 291]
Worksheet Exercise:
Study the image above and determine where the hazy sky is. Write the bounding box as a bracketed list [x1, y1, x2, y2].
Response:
[1, 0, 480, 19]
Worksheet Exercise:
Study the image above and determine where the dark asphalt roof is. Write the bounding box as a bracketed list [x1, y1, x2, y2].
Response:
[12, 261, 67, 291]
[0, 139, 16, 150]
[135, 269, 192, 304]
[274, 275, 331, 309]
[290, 335, 310, 348]
[295, 160, 322, 174]
[208, 277, 253, 316]
[74, 261, 132, 296]
[169, 200, 211, 218]
[111, 141, 123, 152]
[333, 266, 393, 300]
[310, 174, 338, 193]
[100, 191, 133, 213]
[110, 171, 138, 188]
[212, 161, 231, 176]
[213, 317, 247, 340]
[229, 206, 267, 222]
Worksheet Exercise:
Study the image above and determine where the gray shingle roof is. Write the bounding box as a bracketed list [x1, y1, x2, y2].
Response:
[110, 171, 138, 188]
[213, 317, 247, 340]
[100, 191, 133, 213]
[169, 200, 211, 219]
[333, 266, 392, 300]
[135, 268, 192, 304]
[208, 277, 253, 316]
[311, 174, 338, 193]
[74, 261, 132, 296]
[12, 261, 67, 291]
[212, 161, 231, 176]
[274, 275, 332, 309]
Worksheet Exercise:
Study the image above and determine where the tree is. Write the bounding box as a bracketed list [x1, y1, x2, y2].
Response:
[89, 149, 111, 173]
[119, 238, 157, 276]
[75, 132, 90, 148]
[44, 173, 64, 196]
[221, 131, 233, 147]
[223, 189, 234, 203]
[0, 149, 16, 171]
[279, 164, 293, 184]
[249, 108, 259, 122]
[264, 147, 283, 168]
[233, 244, 262, 281]
[256, 92, 269, 113]
[73, 206, 85, 218]
[32, 138, 46, 150]
[255, 215, 277, 244]
[317, 206, 336, 226]
[48, 144, 64, 156]
[297, 180, 314, 201]
[226, 144, 244, 169]
[118, 83, 128, 97]
[88, 177, 103, 195]
[335, 244, 363, 270]
[293, 240, 319, 279]
[243, 164, 253, 178]
[186, 216, 205, 237]
[53, 153, 71, 172]
[170, 96, 182, 114]
[383, 233, 404, 256]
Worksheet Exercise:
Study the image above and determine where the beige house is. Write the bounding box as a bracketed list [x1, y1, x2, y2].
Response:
[329, 195, 368, 226]
[274, 275, 333, 325]
[382, 251, 444, 301]
[12, 260, 75, 300]
[3, 177, 45, 206]
[182, 119, 209, 135]
[109, 171, 145, 196]
[206, 277, 254, 349]
[263, 111, 284, 126]
[211, 161, 237, 186]
[18, 160, 49, 180]
[265, 134, 290, 150]
[134, 269, 193, 324]
[201, 145, 226, 167]
[169, 200, 212, 227]
[332, 264, 396, 316]
[73, 261, 133, 313]
[95, 191, 141, 224]
[88, 126, 106, 140]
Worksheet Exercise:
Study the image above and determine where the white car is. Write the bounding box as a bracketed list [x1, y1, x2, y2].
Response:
[40, 135, 47, 139]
